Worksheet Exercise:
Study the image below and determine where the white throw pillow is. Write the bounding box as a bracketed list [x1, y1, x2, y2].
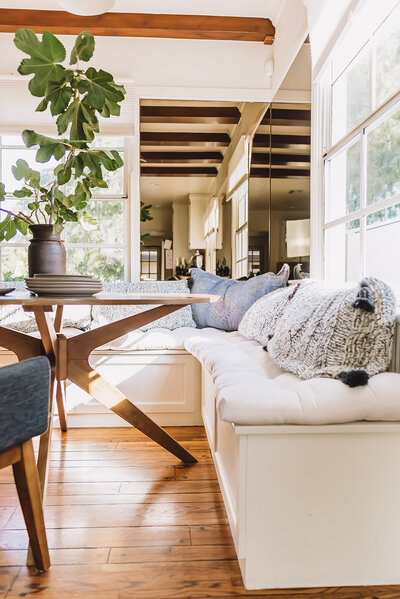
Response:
[238, 284, 304, 346]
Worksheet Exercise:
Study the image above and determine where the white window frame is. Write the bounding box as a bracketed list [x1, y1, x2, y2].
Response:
[0, 135, 132, 281]
[311, 0, 400, 281]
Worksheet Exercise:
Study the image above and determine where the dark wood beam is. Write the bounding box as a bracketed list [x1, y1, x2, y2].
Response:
[141, 166, 218, 176]
[262, 108, 311, 124]
[0, 9, 275, 43]
[250, 167, 310, 179]
[251, 153, 310, 166]
[140, 132, 231, 147]
[141, 151, 223, 163]
[141, 106, 241, 124]
[253, 134, 311, 149]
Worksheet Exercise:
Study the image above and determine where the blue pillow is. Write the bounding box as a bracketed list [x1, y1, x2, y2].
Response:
[189, 265, 290, 330]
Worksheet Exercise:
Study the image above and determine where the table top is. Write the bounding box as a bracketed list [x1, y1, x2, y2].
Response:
[0, 291, 219, 306]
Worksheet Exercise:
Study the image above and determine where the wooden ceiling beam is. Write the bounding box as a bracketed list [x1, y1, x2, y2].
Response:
[250, 167, 310, 179]
[262, 108, 311, 123]
[141, 166, 218, 176]
[141, 106, 241, 124]
[140, 132, 231, 147]
[141, 151, 223, 163]
[253, 134, 311, 148]
[0, 9, 275, 43]
[251, 153, 310, 166]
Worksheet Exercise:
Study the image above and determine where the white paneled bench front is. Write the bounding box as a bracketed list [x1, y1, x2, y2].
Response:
[185, 323, 400, 590]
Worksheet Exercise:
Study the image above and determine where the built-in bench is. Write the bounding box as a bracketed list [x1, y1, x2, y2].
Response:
[1, 279, 400, 590]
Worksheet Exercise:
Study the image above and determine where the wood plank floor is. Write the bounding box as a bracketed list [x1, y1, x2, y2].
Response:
[1, 426, 400, 598]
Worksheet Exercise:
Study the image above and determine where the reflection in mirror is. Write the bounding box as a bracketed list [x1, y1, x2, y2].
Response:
[249, 43, 311, 280]
[139, 99, 243, 280]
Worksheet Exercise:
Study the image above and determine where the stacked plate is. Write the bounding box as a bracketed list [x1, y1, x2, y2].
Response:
[25, 274, 103, 296]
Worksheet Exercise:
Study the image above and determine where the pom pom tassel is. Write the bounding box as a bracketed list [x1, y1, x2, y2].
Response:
[352, 279, 375, 313]
[339, 369, 369, 387]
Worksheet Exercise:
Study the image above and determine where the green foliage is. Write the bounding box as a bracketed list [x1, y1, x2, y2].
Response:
[140, 202, 153, 245]
[0, 28, 126, 242]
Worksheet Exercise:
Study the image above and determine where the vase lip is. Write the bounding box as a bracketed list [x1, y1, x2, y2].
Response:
[29, 224, 54, 230]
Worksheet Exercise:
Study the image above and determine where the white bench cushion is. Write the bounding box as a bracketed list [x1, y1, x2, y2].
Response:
[97, 327, 205, 351]
[185, 329, 400, 425]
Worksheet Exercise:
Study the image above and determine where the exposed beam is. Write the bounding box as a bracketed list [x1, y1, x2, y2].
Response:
[141, 166, 218, 176]
[261, 108, 311, 124]
[0, 9, 275, 43]
[250, 167, 310, 179]
[253, 134, 311, 148]
[140, 132, 231, 147]
[141, 106, 241, 124]
[251, 153, 310, 166]
[141, 151, 223, 164]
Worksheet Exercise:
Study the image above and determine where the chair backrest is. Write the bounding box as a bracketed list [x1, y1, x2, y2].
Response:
[0, 356, 50, 453]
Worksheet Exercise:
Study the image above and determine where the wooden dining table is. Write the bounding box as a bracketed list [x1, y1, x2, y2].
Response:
[0, 291, 218, 495]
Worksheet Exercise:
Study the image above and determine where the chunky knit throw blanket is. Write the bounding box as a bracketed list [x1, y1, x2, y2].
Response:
[266, 277, 396, 385]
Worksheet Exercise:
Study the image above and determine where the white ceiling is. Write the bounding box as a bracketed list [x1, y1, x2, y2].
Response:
[0, 1, 284, 21]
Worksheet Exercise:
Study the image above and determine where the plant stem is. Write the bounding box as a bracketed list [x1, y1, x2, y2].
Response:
[0, 207, 34, 225]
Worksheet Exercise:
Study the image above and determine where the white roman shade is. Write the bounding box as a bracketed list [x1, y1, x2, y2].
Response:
[0, 78, 136, 137]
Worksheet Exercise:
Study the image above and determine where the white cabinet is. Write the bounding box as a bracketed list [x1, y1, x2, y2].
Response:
[188, 194, 210, 250]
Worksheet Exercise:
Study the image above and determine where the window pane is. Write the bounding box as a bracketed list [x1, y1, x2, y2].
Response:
[324, 220, 361, 282]
[0, 246, 28, 280]
[66, 247, 124, 281]
[90, 136, 125, 150]
[64, 200, 124, 245]
[325, 138, 361, 222]
[332, 44, 371, 144]
[92, 151, 124, 195]
[375, 4, 400, 107]
[366, 205, 400, 288]
[2, 149, 57, 192]
[367, 107, 400, 206]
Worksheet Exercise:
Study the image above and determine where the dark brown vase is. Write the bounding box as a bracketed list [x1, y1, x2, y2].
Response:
[28, 224, 66, 277]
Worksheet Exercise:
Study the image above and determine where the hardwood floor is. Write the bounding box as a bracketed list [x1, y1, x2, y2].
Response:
[1, 426, 400, 598]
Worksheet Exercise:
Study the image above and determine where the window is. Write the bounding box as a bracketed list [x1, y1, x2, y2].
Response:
[234, 182, 248, 279]
[140, 248, 159, 280]
[0, 135, 127, 281]
[320, 0, 400, 291]
[248, 249, 261, 275]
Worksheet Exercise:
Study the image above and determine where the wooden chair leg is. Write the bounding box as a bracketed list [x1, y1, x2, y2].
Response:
[55, 380, 67, 432]
[12, 440, 50, 571]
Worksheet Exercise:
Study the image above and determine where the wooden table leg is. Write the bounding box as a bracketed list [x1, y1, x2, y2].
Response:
[66, 304, 198, 464]
[68, 359, 197, 464]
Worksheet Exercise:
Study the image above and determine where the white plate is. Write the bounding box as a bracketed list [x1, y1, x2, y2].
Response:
[26, 282, 102, 287]
[33, 274, 94, 278]
[28, 290, 101, 296]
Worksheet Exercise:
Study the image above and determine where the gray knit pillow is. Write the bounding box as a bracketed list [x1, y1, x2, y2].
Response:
[267, 278, 396, 383]
[91, 280, 196, 331]
[238, 283, 305, 345]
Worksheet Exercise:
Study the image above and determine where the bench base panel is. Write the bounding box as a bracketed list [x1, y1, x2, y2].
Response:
[202, 369, 400, 590]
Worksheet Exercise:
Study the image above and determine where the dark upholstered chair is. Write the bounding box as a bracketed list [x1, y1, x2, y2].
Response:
[0, 357, 51, 571]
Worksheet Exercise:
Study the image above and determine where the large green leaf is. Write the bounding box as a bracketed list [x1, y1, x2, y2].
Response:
[70, 31, 95, 64]
[79, 149, 123, 179]
[0, 215, 17, 241]
[78, 68, 125, 112]
[0, 182, 6, 201]
[39, 81, 74, 116]
[11, 159, 41, 188]
[15, 29, 67, 97]
[22, 130, 67, 162]
[56, 98, 98, 142]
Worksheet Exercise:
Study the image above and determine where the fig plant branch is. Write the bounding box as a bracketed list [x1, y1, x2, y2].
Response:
[0, 28, 126, 241]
